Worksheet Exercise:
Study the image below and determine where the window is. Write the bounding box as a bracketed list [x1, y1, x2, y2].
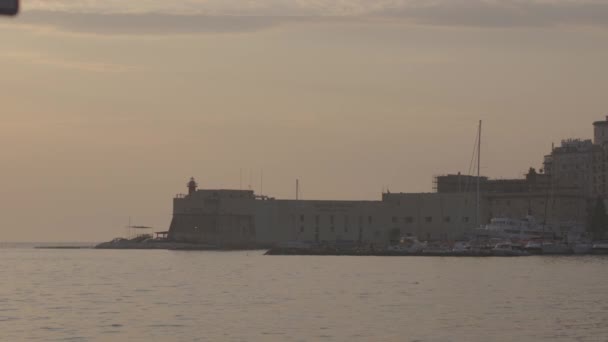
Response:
[462, 216, 470, 223]
[330, 226, 335, 232]
[368, 216, 372, 224]
[392, 216, 398, 223]
[300, 215, 305, 222]
[315, 215, 320, 225]
[300, 226, 304, 233]
[405, 216, 414, 223]
[443, 216, 451, 223]
[425, 216, 432, 223]
[329, 215, 334, 224]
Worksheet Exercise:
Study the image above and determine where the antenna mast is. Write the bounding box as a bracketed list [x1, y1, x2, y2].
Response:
[476, 120, 482, 227]
[249, 169, 252, 190]
[296, 179, 299, 200]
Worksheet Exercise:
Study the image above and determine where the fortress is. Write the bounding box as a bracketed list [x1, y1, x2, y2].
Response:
[167, 118, 608, 247]
[168, 179, 481, 247]
[167, 173, 585, 247]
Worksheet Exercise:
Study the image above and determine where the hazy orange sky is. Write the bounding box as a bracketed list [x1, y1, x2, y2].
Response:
[1, 0, 608, 241]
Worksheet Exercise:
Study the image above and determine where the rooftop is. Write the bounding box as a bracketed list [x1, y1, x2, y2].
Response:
[593, 116, 608, 126]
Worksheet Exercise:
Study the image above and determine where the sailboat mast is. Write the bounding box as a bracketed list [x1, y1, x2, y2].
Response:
[477, 120, 482, 227]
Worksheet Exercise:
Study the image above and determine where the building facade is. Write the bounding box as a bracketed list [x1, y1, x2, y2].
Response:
[167, 184, 587, 247]
[436, 169, 588, 233]
[541, 117, 608, 199]
[168, 183, 483, 247]
[543, 139, 594, 197]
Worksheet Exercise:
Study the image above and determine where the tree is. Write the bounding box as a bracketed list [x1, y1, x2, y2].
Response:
[589, 196, 608, 240]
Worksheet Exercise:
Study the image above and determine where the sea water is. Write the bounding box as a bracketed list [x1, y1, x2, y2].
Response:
[1, 245, 607, 341]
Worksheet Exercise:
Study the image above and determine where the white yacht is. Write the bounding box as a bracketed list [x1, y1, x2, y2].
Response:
[591, 241, 608, 254]
[491, 242, 529, 256]
[572, 242, 593, 255]
[524, 239, 543, 253]
[387, 237, 426, 253]
[525, 239, 575, 255]
[541, 241, 572, 255]
[452, 241, 472, 252]
[476, 216, 555, 241]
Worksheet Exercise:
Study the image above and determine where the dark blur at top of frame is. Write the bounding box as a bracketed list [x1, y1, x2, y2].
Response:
[0, 0, 18, 16]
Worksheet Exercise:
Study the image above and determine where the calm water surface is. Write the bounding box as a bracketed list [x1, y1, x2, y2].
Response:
[1, 245, 608, 341]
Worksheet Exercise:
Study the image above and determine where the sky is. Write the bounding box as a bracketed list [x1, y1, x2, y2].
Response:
[1, 0, 608, 241]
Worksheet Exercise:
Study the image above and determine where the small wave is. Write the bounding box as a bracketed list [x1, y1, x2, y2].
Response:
[0, 316, 18, 322]
[40, 326, 62, 331]
[148, 324, 186, 328]
[60, 337, 87, 341]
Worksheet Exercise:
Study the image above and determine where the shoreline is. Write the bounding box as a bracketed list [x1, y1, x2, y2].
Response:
[30, 241, 608, 256]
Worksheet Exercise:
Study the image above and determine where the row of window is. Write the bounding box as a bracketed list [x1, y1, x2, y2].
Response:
[301, 215, 374, 224]
[299, 225, 376, 235]
[494, 200, 547, 206]
[296, 215, 471, 226]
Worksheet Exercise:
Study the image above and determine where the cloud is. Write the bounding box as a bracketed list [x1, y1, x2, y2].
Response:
[16, 11, 297, 35]
[379, 0, 608, 28]
[23, 0, 396, 16]
[10, 0, 608, 35]
[0, 51, 136, 72]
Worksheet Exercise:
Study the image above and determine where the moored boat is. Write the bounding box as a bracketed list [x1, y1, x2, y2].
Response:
[572, 242, 593, 255]
[524, 239, 543, 254]
[541, 241, 572, 255]
[492, 242, 529, 256]
[591, 241, 608, 254]
[451, 241, 472, 253]
[475, 216, 556, 241]
[387, 237, 426, 254]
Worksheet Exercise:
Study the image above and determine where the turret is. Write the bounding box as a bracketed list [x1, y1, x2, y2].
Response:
[593, 116, 608, 146]
[187, 177, 198, 196]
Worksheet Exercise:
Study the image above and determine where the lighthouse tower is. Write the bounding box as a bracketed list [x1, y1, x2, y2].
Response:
[187, 177, 198, 196]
